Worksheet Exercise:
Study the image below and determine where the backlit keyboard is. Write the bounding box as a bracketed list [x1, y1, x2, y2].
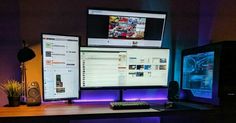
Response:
[110, 101, 150, 110]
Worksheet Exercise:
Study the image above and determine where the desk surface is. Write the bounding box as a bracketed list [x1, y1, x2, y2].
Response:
[0, 102, 220, 123]
[0, 102, 159, 118]
[0, 101, 217, 118]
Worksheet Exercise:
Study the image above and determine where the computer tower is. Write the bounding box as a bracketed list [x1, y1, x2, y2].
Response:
[181, 41, 236, 106]
[217, 42, 236, 103]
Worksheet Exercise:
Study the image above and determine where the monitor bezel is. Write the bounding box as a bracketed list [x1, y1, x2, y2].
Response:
[86, 8, 168, 48]
[180, 45, 220, 105]
[41, 33, 81, 101]
[80, 46, 170, 90]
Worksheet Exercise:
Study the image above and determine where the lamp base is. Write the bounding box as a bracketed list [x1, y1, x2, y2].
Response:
[20, 96, 27, 105]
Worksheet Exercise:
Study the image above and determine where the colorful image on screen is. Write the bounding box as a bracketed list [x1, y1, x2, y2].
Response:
[182, 51, 214, 99]
[108, 16, 146, 39]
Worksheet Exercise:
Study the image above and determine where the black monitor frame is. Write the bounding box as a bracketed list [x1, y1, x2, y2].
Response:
[86, 8, 167, 48]
[41, 33, 81, 102]
[181, 44, 221, 105]
[80, 46, 170, 90]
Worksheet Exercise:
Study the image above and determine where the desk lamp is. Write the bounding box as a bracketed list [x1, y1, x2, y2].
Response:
[17, 40, 35, 104]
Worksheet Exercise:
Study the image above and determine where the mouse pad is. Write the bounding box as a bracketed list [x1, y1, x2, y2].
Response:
[151, 102, 205, 111]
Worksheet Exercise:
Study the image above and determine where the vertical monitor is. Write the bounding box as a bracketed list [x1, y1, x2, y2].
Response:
[80, 47, 169, 88]
[87, 9, 167, 47]
[42, 34, 80, 101]
[182, 51, 214, 99]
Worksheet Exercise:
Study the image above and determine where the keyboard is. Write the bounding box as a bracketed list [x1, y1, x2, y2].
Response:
[110, 101, 150, 110]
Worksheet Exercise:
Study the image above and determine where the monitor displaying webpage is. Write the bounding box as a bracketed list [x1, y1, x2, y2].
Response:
[42, 34, 79, 100]
[87, 9, 167, 47]
[80, 47, 169, 88]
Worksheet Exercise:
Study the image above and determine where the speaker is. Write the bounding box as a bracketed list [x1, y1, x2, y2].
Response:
[26, 81, 41, 106]
[168, 81, 179, 101]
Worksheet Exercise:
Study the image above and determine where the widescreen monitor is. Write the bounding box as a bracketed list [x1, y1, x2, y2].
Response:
[42, 34, 80, 101]
[80, 47, 170, 89]
[87, 9, 167, 47]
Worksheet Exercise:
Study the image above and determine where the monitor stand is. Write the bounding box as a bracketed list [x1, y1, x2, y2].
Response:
[67, 99, 73, 104]
[118, 89, 124, 102]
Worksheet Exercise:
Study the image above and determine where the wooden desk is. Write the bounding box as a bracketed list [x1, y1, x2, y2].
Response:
[0, 102, 219, 123]
[0, 102, 160, 123]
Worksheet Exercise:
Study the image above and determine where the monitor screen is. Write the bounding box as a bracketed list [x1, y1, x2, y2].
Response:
[42, 34, 80, 101]
[182, 51, 214, 99]
[87, 9, 167, 47]
[80, 47, 169, 88]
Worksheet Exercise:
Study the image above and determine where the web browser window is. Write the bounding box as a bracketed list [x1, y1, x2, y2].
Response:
[80, 47, 169, 88]
[87, 9, 167, 47]
[42, 34, 79, 100]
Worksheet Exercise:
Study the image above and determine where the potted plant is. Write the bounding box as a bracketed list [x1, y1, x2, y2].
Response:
[0, 80, 22, 107]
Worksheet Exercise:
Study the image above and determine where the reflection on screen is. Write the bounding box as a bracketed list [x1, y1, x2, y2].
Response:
[182, 51, 214, 99]
[80, 47, 169, 88]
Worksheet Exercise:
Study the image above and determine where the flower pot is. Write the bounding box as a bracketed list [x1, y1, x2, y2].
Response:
[8, 96, 20, 107]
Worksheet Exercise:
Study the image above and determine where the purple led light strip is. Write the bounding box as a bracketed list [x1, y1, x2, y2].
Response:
[74, 97, 167, 102]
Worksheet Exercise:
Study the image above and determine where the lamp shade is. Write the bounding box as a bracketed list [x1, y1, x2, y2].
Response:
[17, 47, 35, 62]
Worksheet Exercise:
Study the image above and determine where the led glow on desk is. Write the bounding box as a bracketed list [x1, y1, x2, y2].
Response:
[124, 97, 167, 101]
[74, 99, 115, 102]
[74, 97, 167, 102]
[42, 97, 167, 103]
[42, 89, 168, 103]
[78, 89, 168, 102]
